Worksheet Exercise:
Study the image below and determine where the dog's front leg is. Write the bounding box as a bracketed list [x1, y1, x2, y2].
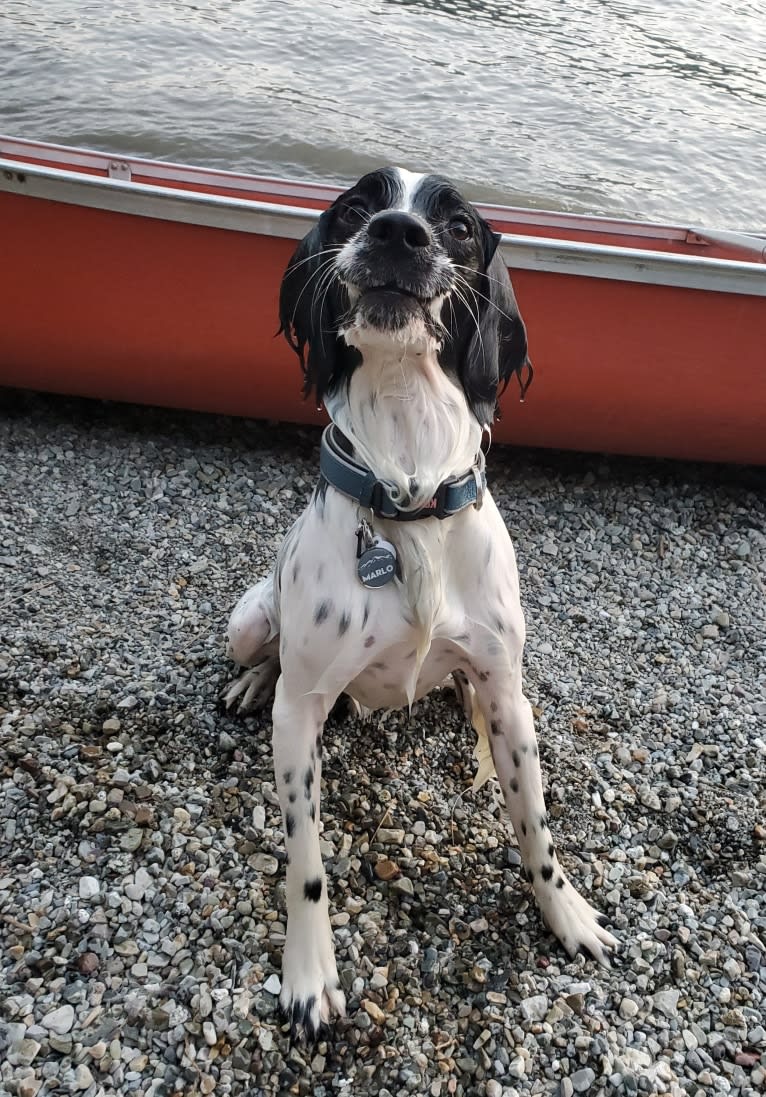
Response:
[473, 670, 618, 965]
[272, 677, 345, 1038]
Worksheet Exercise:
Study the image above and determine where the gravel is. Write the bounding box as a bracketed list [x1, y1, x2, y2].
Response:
[1, 390, 765, 1097]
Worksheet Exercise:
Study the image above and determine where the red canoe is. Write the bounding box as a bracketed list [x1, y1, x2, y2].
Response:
[1, 135, 764, 463]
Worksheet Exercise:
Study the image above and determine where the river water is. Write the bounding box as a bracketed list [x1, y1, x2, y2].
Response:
[1, 0, 764, 229]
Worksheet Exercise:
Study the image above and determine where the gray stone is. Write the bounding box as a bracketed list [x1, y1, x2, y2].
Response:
[652, 989, 680, 1018]
[520, 994, 548, 1023]
[8, 1038, 41, 1066]
[78, 875, 100, 900]
[571, 1067, 596, 1092]
[41, 1004, 74, 1034]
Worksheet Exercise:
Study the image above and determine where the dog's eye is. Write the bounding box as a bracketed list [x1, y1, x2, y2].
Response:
[448, 217, 473, 241]
[338, 202, 367, 227]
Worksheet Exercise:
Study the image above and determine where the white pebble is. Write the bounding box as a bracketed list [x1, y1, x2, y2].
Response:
[78, 876, 100, 900]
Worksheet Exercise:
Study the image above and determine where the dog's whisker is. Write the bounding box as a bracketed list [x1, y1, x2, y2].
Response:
[288, 252, 343, 333]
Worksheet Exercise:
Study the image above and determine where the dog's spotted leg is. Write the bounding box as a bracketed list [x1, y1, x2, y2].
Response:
[224, 575, 281, 711]
[472, 668, 617, 965]
[271, 677, 345, 1039]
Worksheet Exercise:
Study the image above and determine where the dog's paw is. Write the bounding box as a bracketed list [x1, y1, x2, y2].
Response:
[279, 960, 346, 1041]
[221, 659, 279, 712]
[536, 878, 617, 967]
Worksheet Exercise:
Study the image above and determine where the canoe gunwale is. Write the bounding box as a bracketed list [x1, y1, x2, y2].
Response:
[1, 152, 765, 297]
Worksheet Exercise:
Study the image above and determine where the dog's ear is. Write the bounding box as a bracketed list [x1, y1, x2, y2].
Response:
[279, 212, 354, 404]
[459, 218, 532, 426]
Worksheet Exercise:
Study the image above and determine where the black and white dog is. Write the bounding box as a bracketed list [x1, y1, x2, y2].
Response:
[225, 168, 616, 1038]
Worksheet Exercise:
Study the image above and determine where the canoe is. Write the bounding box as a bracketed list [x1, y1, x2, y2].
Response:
[1, 135, 765, 464]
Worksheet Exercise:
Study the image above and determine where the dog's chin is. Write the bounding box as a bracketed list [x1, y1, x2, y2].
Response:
[357, 287, 427, 330]
[342, 288, 442, 353]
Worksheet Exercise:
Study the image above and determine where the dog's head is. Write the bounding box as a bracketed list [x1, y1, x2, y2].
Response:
[279, 167, 531, 426]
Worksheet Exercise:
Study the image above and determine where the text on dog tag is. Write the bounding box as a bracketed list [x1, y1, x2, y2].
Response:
[357, 539, 397, 588]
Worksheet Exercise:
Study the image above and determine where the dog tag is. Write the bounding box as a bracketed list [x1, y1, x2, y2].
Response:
[357, 538, 397, 588]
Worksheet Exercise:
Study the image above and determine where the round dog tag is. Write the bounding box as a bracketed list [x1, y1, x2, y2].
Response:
[357, 539, 397, 588]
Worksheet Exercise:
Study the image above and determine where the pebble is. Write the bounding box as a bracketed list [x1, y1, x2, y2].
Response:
[78, 875, 100, 899]
[263, 974, 281, 995]
[74, 1064, 94, 1090]
[571, 1067, 596, 1092]
[391, 876, 414, 896]
[362, 1000, 386, 1025]
[619, 997, 639, 1019]
[41, 1005, 74, 1034]
[652, 988, 680, 1018]
[8, 1038, 41, 1067]
[520, 994, 548, 1022]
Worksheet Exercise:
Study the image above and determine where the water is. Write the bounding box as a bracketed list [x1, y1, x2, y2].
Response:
[1, 0, 765, 229]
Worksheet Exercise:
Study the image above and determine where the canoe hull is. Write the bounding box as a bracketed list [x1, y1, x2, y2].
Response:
[1, 138, 765, 463]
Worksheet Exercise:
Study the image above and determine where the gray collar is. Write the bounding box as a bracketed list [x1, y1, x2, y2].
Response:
[319, 424, 486, 521]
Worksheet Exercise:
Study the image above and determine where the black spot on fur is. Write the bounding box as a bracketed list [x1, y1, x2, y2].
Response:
[304, 877, 322, 902]
[490, 701, 498, 713]
[528, 870, 534, 885]
[510, 778, 519, 794]
[521, 744, 529, 754]
[548, 842, 554, 858]
[315, 733, 323, 758]
[338, 611, 351, 636]
[304, 767, 313, 794]
[364, 635, 375, 648]
[317, 564, 325, 582]
[362, 600, 371, 628]
[521, 820, 527, 836]
[512, 750, 520, 768]
[286, 813, 295, 838]
[533, 743, 539, 758]
[288, 791, 296, 803]
[493, 616, 506, 634]
[314, 600, 332, 625]
[283, 768, 294, 784]
[541, 864, 554, 882]
[292, 563, 300, 583]
[309, 802, 316, 822]
[490, 720, 502, 736]
[556, 876, 565, 889]
[478, 670, 489, 681]
[540, 814, 548, 830]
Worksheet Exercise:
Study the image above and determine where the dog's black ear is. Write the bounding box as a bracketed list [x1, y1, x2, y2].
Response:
[459, 218, 532, 426]
[278, 213, 355, 404]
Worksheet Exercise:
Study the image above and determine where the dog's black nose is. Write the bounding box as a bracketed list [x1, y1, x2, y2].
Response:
[368, 211, 431, 250]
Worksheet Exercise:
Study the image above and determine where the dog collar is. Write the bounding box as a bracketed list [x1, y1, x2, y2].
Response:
[319, 424, 486, 521]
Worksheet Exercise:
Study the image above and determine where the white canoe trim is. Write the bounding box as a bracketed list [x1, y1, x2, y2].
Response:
[2, 153, 765, 297]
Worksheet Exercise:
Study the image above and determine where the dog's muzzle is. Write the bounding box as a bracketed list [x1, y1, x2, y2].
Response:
[338, 211, 454, 332]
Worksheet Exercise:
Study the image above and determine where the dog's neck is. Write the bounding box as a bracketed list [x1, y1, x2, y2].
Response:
[325, 335, 482, 510]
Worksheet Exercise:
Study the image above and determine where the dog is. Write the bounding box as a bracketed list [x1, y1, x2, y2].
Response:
[224, 167, 616, 1038]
